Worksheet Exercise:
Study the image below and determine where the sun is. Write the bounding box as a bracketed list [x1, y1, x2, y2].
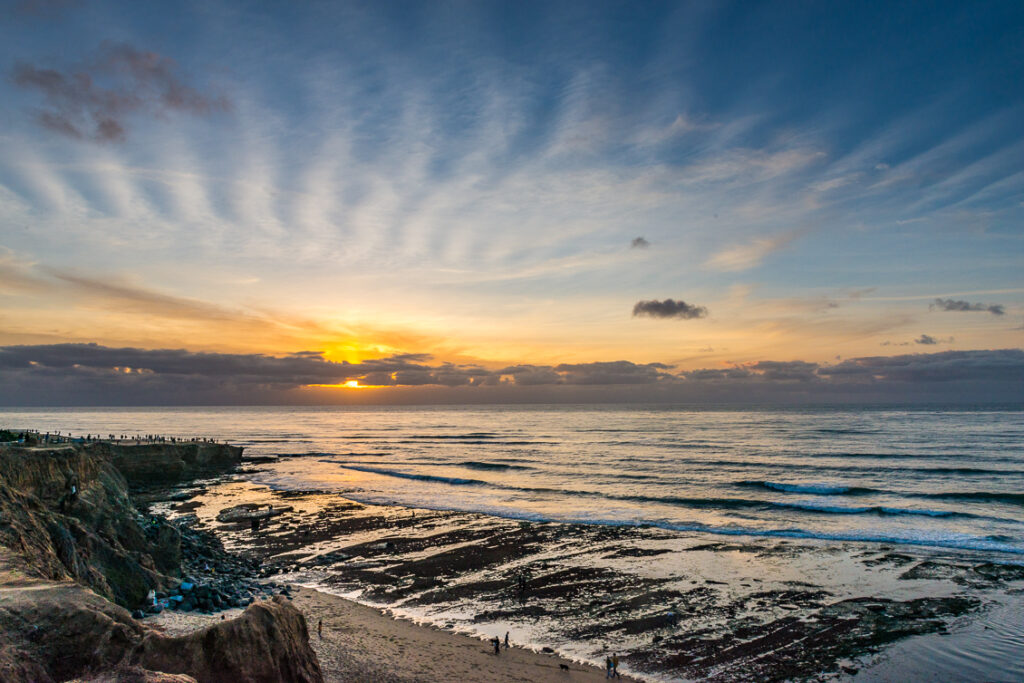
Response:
[343, 380, 362, 389]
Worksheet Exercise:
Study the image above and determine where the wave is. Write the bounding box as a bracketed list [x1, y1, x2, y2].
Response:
[771, 502, 967, 518]
[338, 465, 489, 487]
[334, 465, 1023, 520]
[396, 439, 555, 446]
[917, 491, 1024, 507]
[337, 490, 1024, 556]
[402, 433, 500, 439]
[812, 428, 879, 435]
[736, 480, 878, 495]
[805, 451, 917, 459]
[460, 461, 533, 471]
[285, 451, 391, 458]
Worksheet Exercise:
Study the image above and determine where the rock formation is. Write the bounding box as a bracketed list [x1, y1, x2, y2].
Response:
[0, 440, 323, 683]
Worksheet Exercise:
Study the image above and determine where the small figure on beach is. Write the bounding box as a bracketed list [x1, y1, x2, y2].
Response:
[605, 655, 613, 678]
[612, 653, 620, 678]
[492, 636, 501, 654]
[318, 619, 323, 639]
[504, 631, 509, 648]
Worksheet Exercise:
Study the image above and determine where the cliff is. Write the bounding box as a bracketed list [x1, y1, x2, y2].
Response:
[0, 444, 173, 607]
[0, 440, 322, 683]
[98, 441, 243, 489]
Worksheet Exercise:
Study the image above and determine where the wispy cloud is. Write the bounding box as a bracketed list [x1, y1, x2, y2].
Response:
[704, 229, 801, 271]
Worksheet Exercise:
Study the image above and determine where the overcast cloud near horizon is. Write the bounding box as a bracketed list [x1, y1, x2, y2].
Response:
[0, 1, 1022, 405]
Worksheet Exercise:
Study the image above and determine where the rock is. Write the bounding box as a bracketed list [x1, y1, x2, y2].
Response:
[69, 667, 198, 682]
[133, 597, 322, 682]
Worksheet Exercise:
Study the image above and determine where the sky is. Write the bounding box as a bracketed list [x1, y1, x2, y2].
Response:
[0, 0, 1022, 405]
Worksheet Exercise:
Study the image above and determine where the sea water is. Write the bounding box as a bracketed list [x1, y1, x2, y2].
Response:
[4, 404, 1023, 558]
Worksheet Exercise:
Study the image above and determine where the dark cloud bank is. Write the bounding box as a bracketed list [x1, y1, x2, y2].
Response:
[0, 344, 1021, 406]
[11, 41, 228, 142]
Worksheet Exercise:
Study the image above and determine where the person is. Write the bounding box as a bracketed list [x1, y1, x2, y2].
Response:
[58, 469, 79, 513]
[606, 655, 613, 678]
[504, 631, 509, 648]
[492, 636, 501, 654]
[612, 653, 620, 678]
[317, 619, 323, 638]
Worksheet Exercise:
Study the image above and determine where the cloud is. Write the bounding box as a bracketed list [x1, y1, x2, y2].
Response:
[632, 299, 708, 320]
[749, 360, 819, 381]
[1, 345, 1021, 405]
[930, 298, 1005, 316]
[631, 236, 650, 249]
[915, 334, 938, 345]
[553, 360, 673, 385]
[817, 349, 1024, 383]
[11, 41, 229, 142]
[681, 360, 819, 382]
[0, 346, 679, 404]
[704, 230, 800, 271]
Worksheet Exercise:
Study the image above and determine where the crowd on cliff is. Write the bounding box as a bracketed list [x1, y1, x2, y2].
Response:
[1, 429, 220, 445]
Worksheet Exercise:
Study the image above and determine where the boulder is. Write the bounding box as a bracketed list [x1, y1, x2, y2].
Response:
[133, 596, 322, 683]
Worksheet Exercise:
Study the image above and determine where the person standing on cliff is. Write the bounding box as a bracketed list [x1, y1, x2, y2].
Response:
[58, 469, 79, 513]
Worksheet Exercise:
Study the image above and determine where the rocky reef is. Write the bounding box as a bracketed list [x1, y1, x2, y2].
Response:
[0, 440, 323, 683]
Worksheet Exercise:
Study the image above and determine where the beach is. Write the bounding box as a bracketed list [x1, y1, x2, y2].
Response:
[153, 586, 636, 682]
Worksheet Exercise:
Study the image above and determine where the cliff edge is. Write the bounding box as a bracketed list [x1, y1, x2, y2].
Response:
[0, 440, 322, 683]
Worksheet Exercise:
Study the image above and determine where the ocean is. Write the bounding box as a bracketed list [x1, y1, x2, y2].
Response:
[4, 405, 1024, 680]
[5, 405, 1023, 556]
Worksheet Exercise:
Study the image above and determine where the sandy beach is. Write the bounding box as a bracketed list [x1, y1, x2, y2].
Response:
[152, 586, 638, 682]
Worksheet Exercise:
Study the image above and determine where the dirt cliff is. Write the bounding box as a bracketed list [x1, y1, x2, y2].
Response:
[0, 440, 322, 683]
[0, 444, 182, 607]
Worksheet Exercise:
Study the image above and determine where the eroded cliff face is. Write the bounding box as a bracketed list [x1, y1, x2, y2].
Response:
[0, 565, 321, 683]
[99, 442, 243, 490]
[0, 445, 178, 607]
[0, 441, 322, 683]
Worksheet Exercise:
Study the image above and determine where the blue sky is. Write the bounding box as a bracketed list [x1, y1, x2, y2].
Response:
[0, 0, 1022, 402]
